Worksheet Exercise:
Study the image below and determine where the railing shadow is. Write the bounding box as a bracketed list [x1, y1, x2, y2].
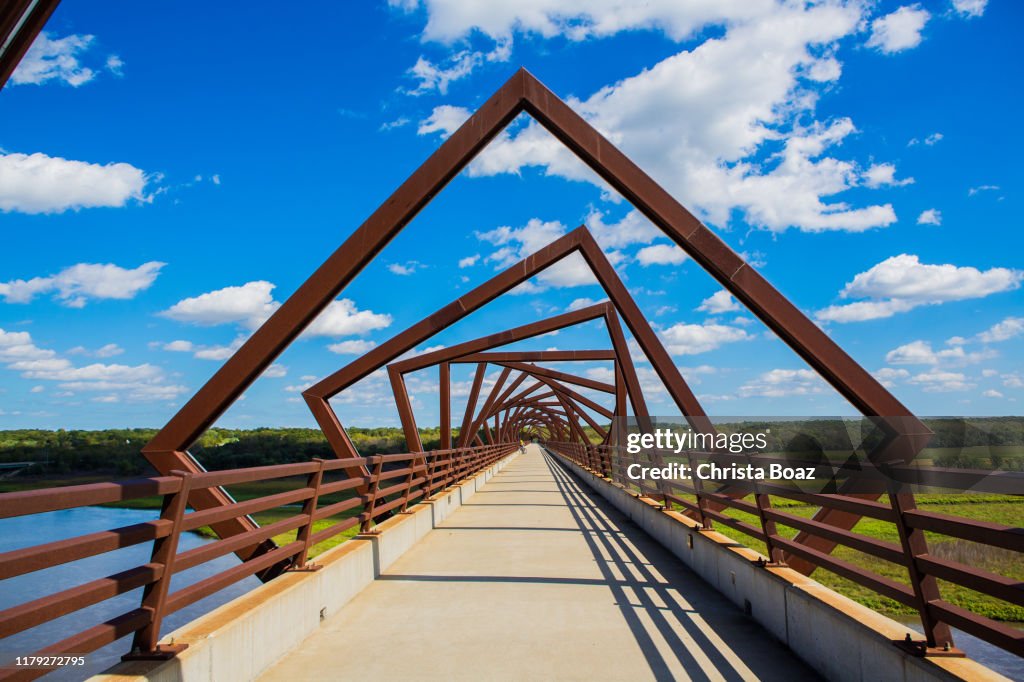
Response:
[538, 448, 820, 682]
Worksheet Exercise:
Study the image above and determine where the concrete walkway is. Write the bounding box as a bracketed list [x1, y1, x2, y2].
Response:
[259, 446, 819, 681]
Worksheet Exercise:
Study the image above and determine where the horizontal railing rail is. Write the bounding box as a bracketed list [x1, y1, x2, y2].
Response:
[0, 442, 517, 680]
[546, 440, 1024, 660]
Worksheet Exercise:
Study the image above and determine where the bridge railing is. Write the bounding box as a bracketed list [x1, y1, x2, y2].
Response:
[0, 442, 517, 679]
[546, 441, 1024, 660]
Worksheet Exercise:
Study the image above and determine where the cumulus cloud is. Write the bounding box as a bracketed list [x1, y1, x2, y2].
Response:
[0, 151, 150, 214]
[406, 40, 510, 95]
[866, 6, 930, 54]
[816, 255, 1022, 323]
[909, 370, 974, 392]
[952, 0, 987, 19]
[417, 105, 471, 138]
[413, 3, 909, 234]
[458, 254, 480, 268]
[69, 343, 125, 358]
[161, 281, 279, 327]
[908, 132, 943, 146]
[976, 317, 1024, 344]
[161, 281, 391, 337]
[0, 327, 185, 401]
[475, 218, 622, 291]
[0, 261, 164, 308]
[740, 368, 827, 397]
[11, 33, 97, 87]
[862, 162, 914, 188]
[697, 290, 740, 314]
[565, 297, 607, 312]
[305, 299, 393, 337]
[388, 261, 424, 275]
[658, 322, 750, 355]
[585, 209, 661, 249]
[873, 367, 910, 388]
[916, 209, 941, 225]
[328, 339, 378, 354]
[885, 340, 992, 366]
[635, 243, 687, 267]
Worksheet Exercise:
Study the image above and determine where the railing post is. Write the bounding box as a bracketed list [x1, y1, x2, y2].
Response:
[686, 450, 711, 530]
[890, 486, 955, 651]
[124, 469, 192, 660]
[361, 455, 385, 532]
[290, 458, 327, 571]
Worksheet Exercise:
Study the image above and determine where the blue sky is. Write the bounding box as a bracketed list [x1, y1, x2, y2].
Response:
[0, 0, 1020, 430]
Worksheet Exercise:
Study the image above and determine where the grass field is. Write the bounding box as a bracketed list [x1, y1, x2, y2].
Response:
[695, 493, 1024, 622]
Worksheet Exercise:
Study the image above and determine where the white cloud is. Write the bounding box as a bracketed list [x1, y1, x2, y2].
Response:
[475, 218, 620, 291]
[697, 290, 740, 314]
[659, 322, 750, 355]
[952, 0, 987, 19]
[873, 367, 910, 387]
[908, 132, 943, 146]
[193, 337, 244, 361]
[866, 6, 930, 54]
[162, 340, 194, 352]
[305, 299, 392, 337]
[262, 364, 288, 378]
[0, 327, 186, 401]
[816, 255, 1022, 323]
[909, 370, 974, 392]
[408, 51, 481, 95]
[740, 368, 827, 397]
[11, 33, 96, 87]
[388, 261, 423, 275]
[916, 209, 941, 225]
[161, 281, 279, 327]
[586, 209, 660, 249]
[328, 339, 378, 354]
[863, 162, 914, 188]
[968, 184, 999, 196]
[414, 4, 908, 234]
[393, 1, 789, 44]
[635, 243, 687, 267]
[0, 261, 164, 307]
[1004, 373, 1024, 389]
[977, 317, 1024, 344]
[162, 281, 391, 337]
[94, 343, 124, 358]
[982, 389, 1003, 398]
[417, 105, 471, 139]
[458, 254, 480, 268]
[565, 297, 607, 312]
[885, 340, 991, 366]
[0, 151, 150, 214]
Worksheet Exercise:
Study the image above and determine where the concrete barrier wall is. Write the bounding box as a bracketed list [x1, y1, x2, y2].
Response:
[552, 452, 1009, 682]
[92, 451, 519, 682]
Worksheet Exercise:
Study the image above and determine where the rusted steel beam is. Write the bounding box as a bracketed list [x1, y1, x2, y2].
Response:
[0, 0, 62, 91]
[457, 363, 488, 449]
[439, 362, 451, 449]
[454, 350, 614, 363]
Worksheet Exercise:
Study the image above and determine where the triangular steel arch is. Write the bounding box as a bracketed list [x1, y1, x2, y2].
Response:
[139, 69, 932, 580]
[144, 68, 925, 467]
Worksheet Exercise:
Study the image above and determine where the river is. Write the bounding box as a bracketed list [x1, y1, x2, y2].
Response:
[0, 507, 261, 680]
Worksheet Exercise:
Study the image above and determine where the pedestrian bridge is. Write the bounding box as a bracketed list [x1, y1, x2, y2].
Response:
[0, 65, 1020, 682]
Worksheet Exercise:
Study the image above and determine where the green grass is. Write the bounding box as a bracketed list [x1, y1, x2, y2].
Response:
[684, 493, 1024, 622]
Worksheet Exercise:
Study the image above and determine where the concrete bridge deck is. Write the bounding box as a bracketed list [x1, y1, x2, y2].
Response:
[259, 446, 819, 681]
